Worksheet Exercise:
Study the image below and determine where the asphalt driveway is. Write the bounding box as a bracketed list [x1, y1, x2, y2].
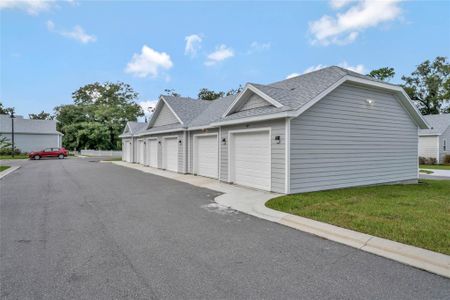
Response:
[1, 158, 449, 299]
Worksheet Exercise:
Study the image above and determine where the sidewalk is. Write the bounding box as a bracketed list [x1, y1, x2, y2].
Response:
[421, 168, 450, 177]
[111, 161, 450, 278]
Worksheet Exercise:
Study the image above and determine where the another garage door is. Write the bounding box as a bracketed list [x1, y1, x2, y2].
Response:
[138, 140, 146, 164]
[147, 139, 158, 168]
[194, 134, 218, 179]
[164, 137, 178, 172]
[231, 130, 270, 191]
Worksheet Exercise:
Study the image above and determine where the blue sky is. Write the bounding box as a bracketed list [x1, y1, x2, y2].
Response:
[1, 0, 449, 118]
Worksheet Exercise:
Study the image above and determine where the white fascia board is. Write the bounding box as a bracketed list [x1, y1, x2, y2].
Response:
[211, 111, 291, 126]
[187, 125, 217, 131]
[222, 84, 284, 118]
[135, 128, 186, 136]
[418, 133, 440, 137]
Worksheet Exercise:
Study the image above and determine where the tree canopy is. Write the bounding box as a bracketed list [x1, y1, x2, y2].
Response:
[401, 56, 450, 115]
[367, 67, 395, 82]
[29, 111, 54, 120]
[0, 102, 15, 115]
[55, 82, 143, 150]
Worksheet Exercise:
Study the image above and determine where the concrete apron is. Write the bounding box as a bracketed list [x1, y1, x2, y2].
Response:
[421, 169, 450, 177]
[111, 161, 450, 278]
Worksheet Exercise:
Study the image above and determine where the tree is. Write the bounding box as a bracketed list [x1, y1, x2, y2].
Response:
[367, 67, 395, 82]
[226, 85, 244, 96]
[0, 134, 11, 149]
[55, 82, 144, 150]
[0, 102, 15, 115]
[29, 111, 54, 120]
[163, 89, 180, 97]
[198, 88, 224, 100]
[401, 56, 450, 115]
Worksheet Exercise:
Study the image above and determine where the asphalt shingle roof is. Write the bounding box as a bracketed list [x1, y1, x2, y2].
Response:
[124, 66, 418, 136]
[419, 114, 450, 136]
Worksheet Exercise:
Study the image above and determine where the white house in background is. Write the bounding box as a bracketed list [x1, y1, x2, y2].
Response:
[120, 66, 429, 194]
[418, 114, 450, 164]
[0, 114, 63, 152]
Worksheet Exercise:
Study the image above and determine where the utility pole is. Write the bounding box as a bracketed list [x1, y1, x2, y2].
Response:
[11, 112, 15, 158]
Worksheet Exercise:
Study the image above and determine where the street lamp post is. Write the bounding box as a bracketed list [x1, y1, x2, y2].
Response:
[10, 112, 15, 158]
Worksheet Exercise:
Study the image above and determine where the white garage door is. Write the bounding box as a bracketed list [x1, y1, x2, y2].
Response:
[147, 139, 158, 168]
[164, 137, 178, 172]
[138, 140, 146, 164]
[231, 130, 271, 191]
[195, 134, 218, 179]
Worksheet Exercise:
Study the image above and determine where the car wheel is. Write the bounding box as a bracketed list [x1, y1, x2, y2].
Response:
[58, 154, 64, 159]
[34, 155, 40, 160]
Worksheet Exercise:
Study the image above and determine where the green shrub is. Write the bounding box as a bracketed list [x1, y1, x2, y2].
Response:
[444, 155, 450, 165]
[0, 147, 22, 156]
[419, 156, 437, 165]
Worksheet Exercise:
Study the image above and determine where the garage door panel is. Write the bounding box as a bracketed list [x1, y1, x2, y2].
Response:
[195, 135, 218, 179]
[231, 131, 270, 191]
[148, 140, 158, 168]
[164, 138, 178, 172]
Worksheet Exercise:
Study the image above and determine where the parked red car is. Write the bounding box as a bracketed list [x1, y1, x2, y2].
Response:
[29, 147, 68, 160]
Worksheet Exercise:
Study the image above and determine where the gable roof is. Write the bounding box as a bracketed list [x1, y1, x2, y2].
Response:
[147, 96, 211, 128]
[120, 121, 148, 137]
[419, 114, 450, 136]
[124, 66, 429, 137]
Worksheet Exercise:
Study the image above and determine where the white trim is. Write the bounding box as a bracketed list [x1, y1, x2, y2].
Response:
[188, 125, 216, 131]
[227, 127, 272, 191]
[417, 127, 419, 179]
[443, 139, 447, 152]
[192, 132, 219, 178]
[436, 138, 440, 164]
[136, 128, 186, 137]
[218, 126, 222, 181]
[184, 131, 188, 173]
[285, 118, 290, 194]
[211, 111, 290, 127]
[222, 84, 283, 117]
[162, 135, 179, 172]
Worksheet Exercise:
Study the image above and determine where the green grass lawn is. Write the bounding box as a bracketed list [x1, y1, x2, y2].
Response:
[420, 164, 450, 170]
[419, 169, 434, 174]
[0, 165, 10, 172]
[101, 157, 122, 161]
[0, 154, 28, 160]
[266, 180, 450, 255]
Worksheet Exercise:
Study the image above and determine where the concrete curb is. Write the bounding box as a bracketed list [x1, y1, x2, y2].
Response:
[111, 161, 450, 278]
[0, 166, 21, 180]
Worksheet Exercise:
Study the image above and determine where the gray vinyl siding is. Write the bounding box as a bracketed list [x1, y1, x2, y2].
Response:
[289, 83, 419, 193]
[140, 131, 185, 173]
[0, 133, 60, 153]
[153, 103, 180, 127]
[238, 94, 271, 111]
[187, 129, 219, 174]
[439, 127, 450, 163]
[219, 119, 286, 193]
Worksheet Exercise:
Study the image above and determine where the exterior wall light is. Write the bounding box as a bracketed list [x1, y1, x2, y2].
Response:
[158, 141, 161, 144]
[178, 139, 182, 145]
[222, 138, 227, 145]
[275, 136, 281, 144]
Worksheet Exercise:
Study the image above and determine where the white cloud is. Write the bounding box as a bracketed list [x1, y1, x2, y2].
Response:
[184, 34, 202, 57]
[0, 0, 55, 15]
[338, 61, 365, 73]
[125, 45, 173, 78]
[288, 62, 365, 78]
[47, 20, 96, 44]
[286, 73, 300, 79]
[303, 64, 327, 74]
[205, 44, 234, 66]
[247, 41, 271, 54]
[329, 0, 354, 9]
[309, 0, 402, 46]
[139, 100, 159, 116]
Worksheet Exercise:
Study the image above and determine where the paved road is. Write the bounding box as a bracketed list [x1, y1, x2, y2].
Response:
[1, 158, 449, 299]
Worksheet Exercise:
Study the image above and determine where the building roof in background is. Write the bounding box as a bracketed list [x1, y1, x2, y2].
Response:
[419, 114, 450, 136]
[0, 114, 61, 134]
